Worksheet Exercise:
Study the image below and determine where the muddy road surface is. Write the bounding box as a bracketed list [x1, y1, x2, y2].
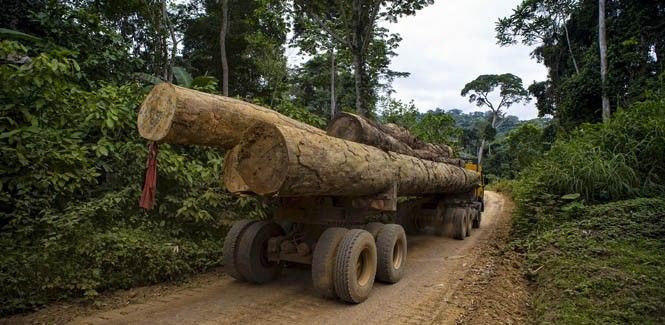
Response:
[70, 191, 509, 325]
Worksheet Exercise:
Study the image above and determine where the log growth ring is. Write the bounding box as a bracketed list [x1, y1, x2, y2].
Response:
[137, 83, 177, 141]
[237, 123, 289, 195]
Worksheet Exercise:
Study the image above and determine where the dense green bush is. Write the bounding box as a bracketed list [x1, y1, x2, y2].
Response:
[509, 100, 665, 323]
[513, 100, 665, 204]
[0, 39, 271, 315]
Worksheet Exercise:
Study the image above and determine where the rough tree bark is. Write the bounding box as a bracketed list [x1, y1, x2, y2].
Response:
[137, 83, 324, 149]
[598, 0, 610, 122]
[327, 112, 459, 165]
[381, 123, 454, 158]
[237, 123, 480, 197]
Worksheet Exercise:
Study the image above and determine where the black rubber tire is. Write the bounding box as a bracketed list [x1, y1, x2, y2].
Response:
[452, 208, 467, 240]
[237, 221, 285, 284]
[397, 209, 425, 236]
[375, 224, 407, 284]
[472, 210, 482, 229]
[312, 227, 348, 298]
[365, 222, 384, 239]
[465, 208, 472, 237]
[222, 219, 256, 281]
[334, 229, 377, 303]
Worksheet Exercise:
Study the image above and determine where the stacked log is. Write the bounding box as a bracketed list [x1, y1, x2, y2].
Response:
[137, 85, 478, 199]
[327, 112, 461, 166]
[235, 123, 479, 197]
[137, 83, 324, 149]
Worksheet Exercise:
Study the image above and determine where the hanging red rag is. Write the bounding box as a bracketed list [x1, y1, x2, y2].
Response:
[139, 142, 158, 210]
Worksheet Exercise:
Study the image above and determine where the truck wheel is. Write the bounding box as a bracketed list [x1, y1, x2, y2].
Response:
[465, 208, 472, 237]
[472, 210, 482, 229]
[397, 210, 425, 235]
[452, 208, 467, 240]
[365, 222, 384, 239]
[237, 221, 284, 284]
[312, 227, 348, 298]
[376, 224, 407, 283]
[334, 229, 377, 303]
[222, 219, 256, 281]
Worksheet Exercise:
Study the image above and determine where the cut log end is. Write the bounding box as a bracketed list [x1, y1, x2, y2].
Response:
[223, 145, 253, 194]
[137, 83, 178, 141]
[237, 123, 289, 195]
[327, 115, 362, 142]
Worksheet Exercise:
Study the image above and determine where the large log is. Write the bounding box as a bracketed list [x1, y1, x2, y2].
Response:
[327, 112, 457, 164]
[137, 83, 324, 149]
[236, 123, 480, 197]
[381, 123, 453, 158]
[327, 113, 417, 156]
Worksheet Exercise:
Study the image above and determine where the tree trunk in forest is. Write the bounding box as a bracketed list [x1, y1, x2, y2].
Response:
[599, 0, 610, 122]
[330, 45, 336, 120]
[562, 23, 580, 74]
[219, 0, 229, 96]
[352, 52, 368, 116]
[162, 0, 177, 82]
[137, 83, 324, 149]
[236, 123, 479, 197]
[327, 112, 459, 165]
[477, 112, 498, 166]
[477, 138, 486, 166]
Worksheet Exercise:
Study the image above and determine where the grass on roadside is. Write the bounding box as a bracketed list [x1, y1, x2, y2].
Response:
[512, 198, 665, 324]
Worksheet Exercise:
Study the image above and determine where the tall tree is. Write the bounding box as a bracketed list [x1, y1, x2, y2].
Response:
[598, 0, 610, 122]
[499, 0, 664, 129]
[182, 0, 288, 99]
[496, 0, 580, 74]
[461, 74, 529, 165]
[293, 0, 432, 116]
[219, 0, 229, 95]
[329, 43, 337, 119]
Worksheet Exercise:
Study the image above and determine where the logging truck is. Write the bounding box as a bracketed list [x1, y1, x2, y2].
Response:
[137, 83, 484, 304]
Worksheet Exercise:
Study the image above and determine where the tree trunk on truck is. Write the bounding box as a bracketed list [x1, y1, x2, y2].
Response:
[327, 112, 459, 165]
[236, 123, 480, 197]
[137, 83, 324, 149]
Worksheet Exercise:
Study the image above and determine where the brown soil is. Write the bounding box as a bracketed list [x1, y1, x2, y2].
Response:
[2, 191, 530, 325]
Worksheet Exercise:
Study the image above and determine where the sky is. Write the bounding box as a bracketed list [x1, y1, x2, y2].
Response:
[386, 0, 549, 120]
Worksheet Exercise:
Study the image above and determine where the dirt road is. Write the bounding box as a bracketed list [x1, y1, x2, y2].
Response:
[61, 191, 510, 325]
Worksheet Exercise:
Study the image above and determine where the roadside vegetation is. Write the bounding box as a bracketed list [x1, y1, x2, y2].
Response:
[502, 102, 665, 323]
[491, 0, 665, 321]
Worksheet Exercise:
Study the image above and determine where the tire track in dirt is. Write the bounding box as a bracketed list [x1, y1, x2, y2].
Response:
[54, 191, 508, 325]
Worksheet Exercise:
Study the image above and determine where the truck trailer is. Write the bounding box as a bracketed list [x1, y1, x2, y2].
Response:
[137, 83, 484, 303]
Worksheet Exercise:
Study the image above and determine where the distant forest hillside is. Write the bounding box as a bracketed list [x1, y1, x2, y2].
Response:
[381, 106, 552, 179]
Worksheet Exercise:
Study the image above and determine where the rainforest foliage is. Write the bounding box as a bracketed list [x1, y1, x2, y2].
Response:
[0, 0, 663, 320]
[494, 0, 665, 322]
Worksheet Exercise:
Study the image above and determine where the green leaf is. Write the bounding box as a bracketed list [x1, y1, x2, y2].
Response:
[561, 193, 581, 200]
[0, 28, 42, 42]
[133, 73, 163, 86]
[172, 66, 193, 88]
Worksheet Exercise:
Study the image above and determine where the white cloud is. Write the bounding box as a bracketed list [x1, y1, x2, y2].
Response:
[386, 0, 549, 120]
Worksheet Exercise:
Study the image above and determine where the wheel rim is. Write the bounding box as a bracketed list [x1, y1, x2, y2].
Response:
[392, 239, 404, 269]
[260, 239, 272, 267]
[414, 215, 427, 231]
[356, 247, 373, 287]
